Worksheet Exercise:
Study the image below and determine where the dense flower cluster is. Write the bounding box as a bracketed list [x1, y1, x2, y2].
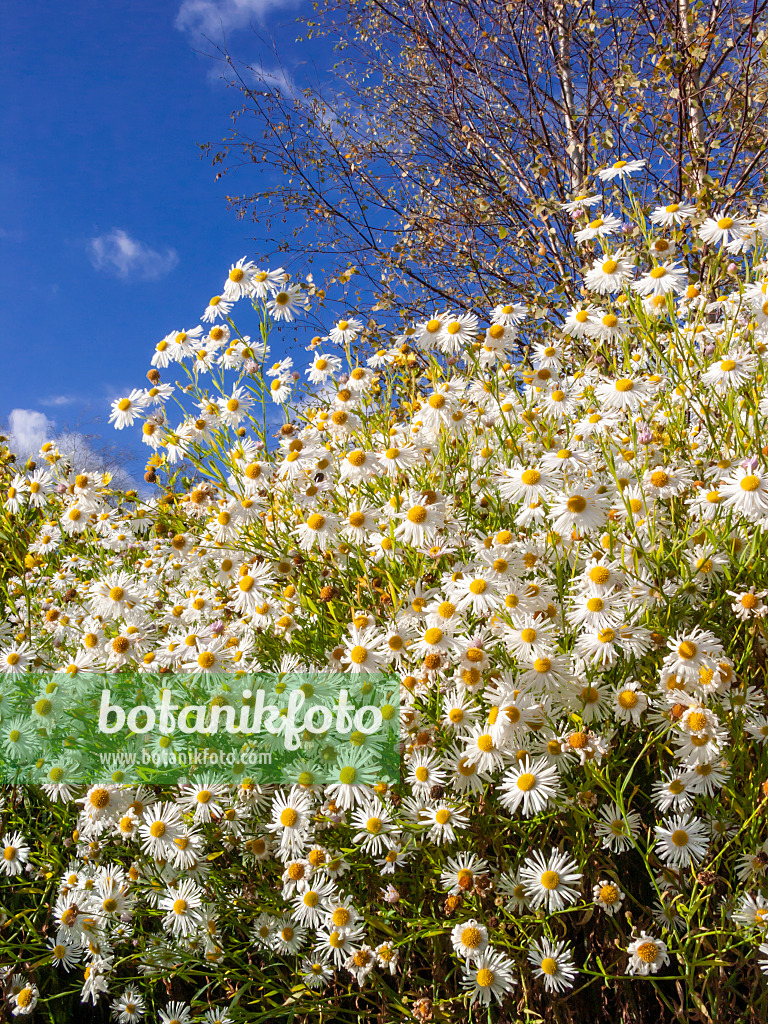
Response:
[4, 166, 768, 1020]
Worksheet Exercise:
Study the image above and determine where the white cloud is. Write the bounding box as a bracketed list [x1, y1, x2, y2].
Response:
[87, 230, 179, 281]
[176, 0, 301, 38]
[53, 431, 138, 491]
[7, 408, 140, 491]
[254, 64, 295, 96]
[8, 409, 55, 459]
[40, 394, 79, 407]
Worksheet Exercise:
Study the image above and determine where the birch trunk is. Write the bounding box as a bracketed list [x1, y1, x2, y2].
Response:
[678, 0, 706, 188]
[554, 2, 584, 192]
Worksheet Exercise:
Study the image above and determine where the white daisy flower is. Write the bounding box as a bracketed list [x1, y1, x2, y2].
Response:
[596, 157, 646, 181]
[527, 937, 578, 993]
[650, 200, 697, 227]
[626, 931, 670, 975]
[0, 832, 30, 877]
[460, 948, 517, 1006]
[574, 212, 623, 242]
[632, 261, 687, 297]
[698, 212, 748, 247]
[499, 756, 560, 817]
[654, 813, 709, 868]
[593, 879, 626, 915]
[450, 918, 489, 963]
[519, 847, 582, 911]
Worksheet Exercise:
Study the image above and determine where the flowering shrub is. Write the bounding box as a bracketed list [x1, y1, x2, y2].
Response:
[4, 164, 768, 1022]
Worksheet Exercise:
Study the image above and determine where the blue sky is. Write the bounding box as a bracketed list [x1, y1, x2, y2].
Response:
[1, 0, 319, 481]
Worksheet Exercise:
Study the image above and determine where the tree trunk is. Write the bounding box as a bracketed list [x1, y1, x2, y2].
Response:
[554, 2, 585, 192]
[678, 0, 707, 188]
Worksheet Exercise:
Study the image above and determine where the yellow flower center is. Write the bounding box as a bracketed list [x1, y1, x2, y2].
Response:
[540, 957, 558, 975]
[686, 710, 707, 732]
[90, 788, 111, 809]
[407, 505, 428, 524]
[636, 941, 658, 963]
[599, 884, 619, 904]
